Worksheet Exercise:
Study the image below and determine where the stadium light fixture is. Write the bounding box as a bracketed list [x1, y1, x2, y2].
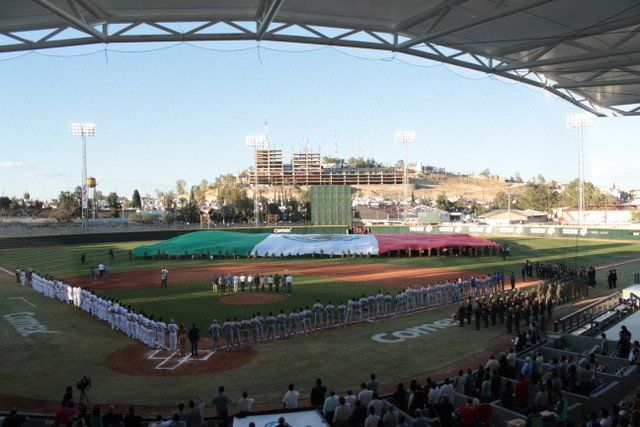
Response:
[566, 113, 594, 226]
[394, 131, 416, 222]
[71, 122, 97, 228]
[245, 119, 270, 227]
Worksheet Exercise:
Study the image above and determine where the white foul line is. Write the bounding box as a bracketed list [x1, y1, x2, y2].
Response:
[9, 297, 35, 308]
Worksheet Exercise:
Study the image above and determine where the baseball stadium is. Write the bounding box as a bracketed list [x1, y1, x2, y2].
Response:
[2, 2, 640, 427]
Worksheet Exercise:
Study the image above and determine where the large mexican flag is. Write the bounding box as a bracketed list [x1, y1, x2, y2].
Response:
[132, 230, 497, 258]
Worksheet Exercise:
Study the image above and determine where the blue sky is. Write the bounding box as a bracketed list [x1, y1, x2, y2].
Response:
[0, 40, 638, 200]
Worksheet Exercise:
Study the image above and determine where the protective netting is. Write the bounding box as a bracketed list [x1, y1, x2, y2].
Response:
[0, 41, 576, 203]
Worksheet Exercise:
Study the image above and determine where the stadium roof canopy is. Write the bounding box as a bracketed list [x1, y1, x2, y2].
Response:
[3, 0, 640, 116]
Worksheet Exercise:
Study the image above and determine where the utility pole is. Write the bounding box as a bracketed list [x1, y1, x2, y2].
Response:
[394, 131, 416, 222]
[567, 113, 594, 226]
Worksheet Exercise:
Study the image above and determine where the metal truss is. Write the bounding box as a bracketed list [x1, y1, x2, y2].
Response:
[1, 0, 637, 116]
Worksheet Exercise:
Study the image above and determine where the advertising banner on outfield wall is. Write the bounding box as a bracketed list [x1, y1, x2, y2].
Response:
[370, 225, 640, 241]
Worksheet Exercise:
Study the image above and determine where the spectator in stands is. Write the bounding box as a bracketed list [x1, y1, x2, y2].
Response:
[507, 349, 517, 376]
[436, 395, 454, 427]
[586, 411, 600, 427]
[148, 415, 168, 427]
[333, 397, 351, 427]
[382, 405, 398, 427]
[390, 383, 408, 412]
[481, 373, 492, 402]
[610, 404, 620, 427]
[167, 413, 185, 427]
[185, 399, 205, 427]
[89, 406, 102, 427]
[211, 386, 232, 426]
[410, 408, 427, 427]
[367, 373, 380, 393]
[357, 383, 374, 407]
[501, 381, 514, 409]
[477, 401, 492, 426]
[363, 406, 381, 427]
[282, 384, 299, 409]
[238, 391, 255, 416]
[322, 391, 339, 422]
[600, 333, 610, 355]
[534, 384, 549, 410]
[490, 371, 501, 401]
[103, 405, 122, 427]
[486, 355, 499, 372]
[521, 357, 533, 378]
[310, 378, 327, 407]
[344, 390, 357, 415]
[599, 408, 613, 427]
[123, 407, 142, 427]
[2, 408, 25, 427]
[369, 393, 383, 416]
[275, 416, 291, 427]
[408, 383, 426, 417]
[455, 398, 478, 427]
[395, 414, 409, 427]
[617, 326, 632, 358]
[515, 373, 530, 409]
[61, 386, 74, 408]
[553, 392, 568, 426]
[56, 403, 77, 427]
[175, 403, 186, 421]
[350, 400, 367, 426]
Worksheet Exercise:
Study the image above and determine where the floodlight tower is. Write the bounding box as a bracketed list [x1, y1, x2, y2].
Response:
[71, 123, 96, 228]
[245, 126, 269, 227]
[394, 130, 416, 221]
[567, 113, 594, 226]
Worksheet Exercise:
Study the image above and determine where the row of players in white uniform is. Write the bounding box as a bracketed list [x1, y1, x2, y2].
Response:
[26, 270, 503, 352]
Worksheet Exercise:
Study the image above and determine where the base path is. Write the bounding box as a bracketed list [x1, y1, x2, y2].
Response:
[66, 261, 476, 291]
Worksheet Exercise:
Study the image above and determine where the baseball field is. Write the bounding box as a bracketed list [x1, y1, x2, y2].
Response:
[1, 234, 639, 414]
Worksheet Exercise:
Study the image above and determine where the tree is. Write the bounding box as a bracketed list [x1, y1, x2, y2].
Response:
[176, 203, 201, 224]
[491, 191, 518, 210]
[0, 196, 11, 216]
[513, 173, 523, 183]
[480, 168, 491, 177]
[436, 193, 450, 211]
[559, 179, 612, 208]
[176, 179, 187, 195]
[23, 192, 30, 201]
[632, 211, 640, 224]
[107, 192, 122, 218]
[55, 191, 80, 223]
[131, 189, 142, 209]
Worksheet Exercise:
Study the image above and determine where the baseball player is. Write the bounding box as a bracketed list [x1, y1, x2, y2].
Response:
[250, 315, 261, 345]
[240, 317, 251, 346]
[156, 317, 167, 350]
[209, 319, 221, 350]
[325, 301, 335, 328]
[276, 310, 287, 340]
[376, 291, 384, 317]
[303, 306, 312, 334]
[232, 317, 241, 347]
[288, 309, 299, 336]
[338, 301, 347, 326]
[265, 312, 276, 340]
[167, 319, 179, 351]
[312, 299, 323, 330]
[223, 318, 234, 348]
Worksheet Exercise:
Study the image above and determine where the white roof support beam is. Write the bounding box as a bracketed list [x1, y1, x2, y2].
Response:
[397, 0, 556, 49]
[491, 14, 640, 57]
[555, 77, 640, 89]
[256, 0, 284, 40]
[498, 44, 640, 71]
[394, 0, 471, 32]
[31, 0, 106, 41]
[74, 0, 107, 20]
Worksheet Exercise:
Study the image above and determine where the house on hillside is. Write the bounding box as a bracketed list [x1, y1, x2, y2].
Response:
[484, 209, 548, 225]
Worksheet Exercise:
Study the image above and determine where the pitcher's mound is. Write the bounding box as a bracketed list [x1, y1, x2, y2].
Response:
[220, 293, 285, 305]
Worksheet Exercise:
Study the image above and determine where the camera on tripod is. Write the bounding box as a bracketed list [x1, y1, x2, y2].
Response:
[77, 376, 92, 392]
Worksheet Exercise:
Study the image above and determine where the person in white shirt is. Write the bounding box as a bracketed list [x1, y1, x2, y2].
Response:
[344, 390, 357, 415]
[333, 397, 351, 427]
[364, 406, 381, 427]
[440, 378, 454, 403]
[368, 393, 383, 415]
[167, 320, 179, 351]
[323, 391, 340, 421]
[238, 391, 255, 415]
[282, 384, 299, 409]
[357, 383, 373, 407]
[486, 354, 500, 373]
